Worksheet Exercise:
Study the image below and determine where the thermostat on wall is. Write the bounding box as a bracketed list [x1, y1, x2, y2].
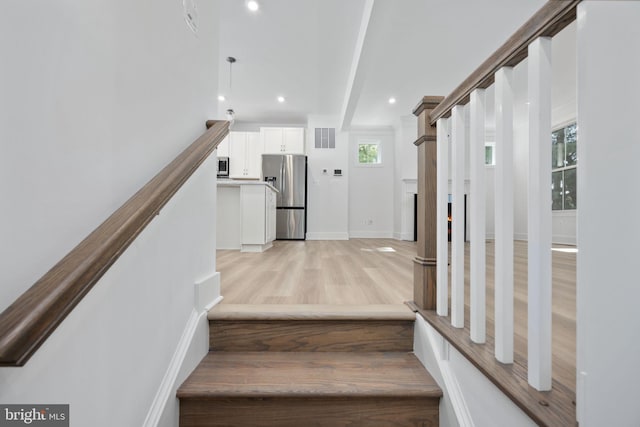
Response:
[334, 169, 342, 176]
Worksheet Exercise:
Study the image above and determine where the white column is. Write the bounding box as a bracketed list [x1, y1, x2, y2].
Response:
[494, 67, 514, 364]
[469, 89, 486, 344]
[436, 117, 449, 317]
[451, 105, 465, 328]
[577, 3, 640, 425]
[527, 36, 552, 391]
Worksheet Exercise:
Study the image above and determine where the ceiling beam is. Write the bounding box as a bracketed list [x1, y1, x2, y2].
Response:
[339, 0, 375, 131]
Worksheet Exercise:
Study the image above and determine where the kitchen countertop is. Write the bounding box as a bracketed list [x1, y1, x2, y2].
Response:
[217, 179, 278, 193]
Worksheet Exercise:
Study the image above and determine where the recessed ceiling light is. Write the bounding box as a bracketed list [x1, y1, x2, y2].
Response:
[388, 97, 397, 104]
[218, 95, 226, 101]
[277, 96, 285, 103]
[247, 1, 259, 12]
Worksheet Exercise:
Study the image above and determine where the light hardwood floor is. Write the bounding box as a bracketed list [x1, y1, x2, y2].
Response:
[217, 239, 416, 305]
[217, 238, 576, 394]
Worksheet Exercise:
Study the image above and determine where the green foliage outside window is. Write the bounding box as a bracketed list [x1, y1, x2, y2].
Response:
[551, 123, 577, 210]
[485, 145, 494, 165]
[358, 143, 380, 164]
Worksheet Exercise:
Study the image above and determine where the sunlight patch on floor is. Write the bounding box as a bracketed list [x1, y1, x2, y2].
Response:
[361, 247, 397, 253]
[551, 247, 578, 253]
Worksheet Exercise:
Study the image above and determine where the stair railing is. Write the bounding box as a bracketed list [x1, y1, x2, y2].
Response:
[411, 1, 579, 425]
[0, 120, 229, 367]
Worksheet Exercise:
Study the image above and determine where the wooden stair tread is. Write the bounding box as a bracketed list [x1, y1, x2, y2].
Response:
[209, 304, 415, 321]
[178, 351, 442, 399]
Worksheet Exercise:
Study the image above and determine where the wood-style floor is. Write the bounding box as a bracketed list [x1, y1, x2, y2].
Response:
[217, 238, 576, 399]
[217, 239, 416, 305]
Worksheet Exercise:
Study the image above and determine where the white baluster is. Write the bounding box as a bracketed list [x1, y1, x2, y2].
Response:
[437, 117, 449, 317]
[451, 105, 466, 328]
[494, 67, 514, 363]
[528, 36, 552, 390]
[576, 4, 640, 423]
[470, 89, 486, 343]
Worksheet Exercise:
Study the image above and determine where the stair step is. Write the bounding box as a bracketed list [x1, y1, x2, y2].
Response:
[178, 351, 441, 427]
[208, 304, 415, 352]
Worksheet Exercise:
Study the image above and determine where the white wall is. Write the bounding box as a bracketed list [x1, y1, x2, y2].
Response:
[480, 22, 577, 244]
[0, 0, 219, 312]
[0, 155, 221, 427]
[576, 3, 640, 426]
[0, 0, 220, 425]
[393, 115, 418, 240]
[306, 116, 350, 240]
[551, 22, 577, 245]
[414, 316, 537, 427]
[513, 61, 530, 241]
[349, 128, 395, 238]
[474, 60, 528, 242]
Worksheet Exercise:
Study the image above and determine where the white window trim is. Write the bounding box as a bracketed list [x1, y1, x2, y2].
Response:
[485, 141, 496, 167]
[354, 138, 383, 168]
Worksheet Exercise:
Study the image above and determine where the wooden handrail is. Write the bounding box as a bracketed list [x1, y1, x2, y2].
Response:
[0, 120, 229, 366]
[425, 0, 580, 125]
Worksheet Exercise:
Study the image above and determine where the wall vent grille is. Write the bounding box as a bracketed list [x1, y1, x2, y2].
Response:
[314, 128, 336, 149]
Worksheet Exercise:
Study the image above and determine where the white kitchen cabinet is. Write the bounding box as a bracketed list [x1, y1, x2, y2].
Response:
[217, 182, 277, 252]
[229, 131, 262, 179]
[261, 127, 305, 154]
[240, 184, 277, 252]
[266, 188, 277, 242]
[216, 135, 230, 157]
[283, 128, 305, 153]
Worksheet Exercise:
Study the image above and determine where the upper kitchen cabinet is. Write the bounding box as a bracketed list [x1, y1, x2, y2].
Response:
[229, 131, 262, 179]
[217, 135, 230, 157]
[261, 127, 305, 154]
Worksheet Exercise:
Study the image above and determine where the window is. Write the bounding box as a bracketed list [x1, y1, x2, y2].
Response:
[485, 143, 495, 166]
[357, 140, 381, 165]
[551, 123, 577, 210]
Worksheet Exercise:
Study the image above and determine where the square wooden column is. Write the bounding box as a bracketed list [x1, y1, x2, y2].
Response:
[412, 96, 444, 310]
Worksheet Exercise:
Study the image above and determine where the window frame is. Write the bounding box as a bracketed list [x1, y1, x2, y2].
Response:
[485, 142, 496, 166]
[551, 122, 577, 211]
[355, 138, 383, 167]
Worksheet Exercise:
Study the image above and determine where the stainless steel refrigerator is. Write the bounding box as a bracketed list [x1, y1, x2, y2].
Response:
[262, 154, 307, 240]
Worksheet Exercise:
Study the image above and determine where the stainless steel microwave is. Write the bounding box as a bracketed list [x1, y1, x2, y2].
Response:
[217, 156, 229, 178]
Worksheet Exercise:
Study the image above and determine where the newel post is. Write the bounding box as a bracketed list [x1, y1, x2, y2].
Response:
[412, 96, 444, 310]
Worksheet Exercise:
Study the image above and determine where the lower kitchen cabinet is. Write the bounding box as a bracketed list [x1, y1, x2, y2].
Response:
[217, 181, 277, 253]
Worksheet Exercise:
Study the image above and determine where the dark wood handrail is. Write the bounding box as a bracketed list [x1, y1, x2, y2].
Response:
[425, 0, 580, 125]
[0, 120, 229, 366]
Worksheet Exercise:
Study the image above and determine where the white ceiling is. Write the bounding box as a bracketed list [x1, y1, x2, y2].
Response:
[217, 0, 551, 129]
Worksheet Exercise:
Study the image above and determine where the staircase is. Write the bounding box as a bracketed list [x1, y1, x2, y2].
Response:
[177, 304, 442, 427]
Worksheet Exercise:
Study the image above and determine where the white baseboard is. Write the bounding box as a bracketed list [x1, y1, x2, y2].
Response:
[514, 233, 528, 241]
[142, 309, 202, 427]
[241, 242, 273, 253]
[422, 321, 474, 427]
[306, 232, 349, 240]
[484, 234, 577, 245]
[194, 272, 221, 312]
[143, 285, 223, 427]
[414, 316, 537, 427]
[399, 232, 414, 241]
[349, 231, 394, 239]
[552, 234, 577, 245]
